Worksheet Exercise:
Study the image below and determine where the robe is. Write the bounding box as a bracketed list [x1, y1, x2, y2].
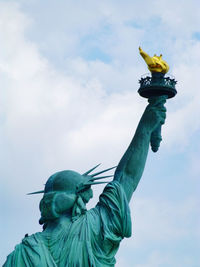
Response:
[3, 181, 132, 267]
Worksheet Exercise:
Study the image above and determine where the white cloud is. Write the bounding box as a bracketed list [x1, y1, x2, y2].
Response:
[132, 196, 199, 243]
[116, 196, 199, 266]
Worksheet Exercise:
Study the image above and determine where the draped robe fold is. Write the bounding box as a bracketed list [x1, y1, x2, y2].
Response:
[3, 181, 132, 267]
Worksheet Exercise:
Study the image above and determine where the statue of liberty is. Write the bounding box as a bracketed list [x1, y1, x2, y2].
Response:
[3, 96, 166, 267]
[3, 48, 168, 266]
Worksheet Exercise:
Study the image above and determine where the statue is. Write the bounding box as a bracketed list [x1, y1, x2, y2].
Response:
[3, 50, 171, 267]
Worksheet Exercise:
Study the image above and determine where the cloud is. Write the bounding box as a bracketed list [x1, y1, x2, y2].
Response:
[0, 1, 146, 195]
[116, 196, 200, 267]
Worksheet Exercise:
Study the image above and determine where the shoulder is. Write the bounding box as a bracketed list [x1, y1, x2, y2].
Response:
[21, 232, 43, 245]
[99, 180, 128, 207]
[3, 232, 44, 267]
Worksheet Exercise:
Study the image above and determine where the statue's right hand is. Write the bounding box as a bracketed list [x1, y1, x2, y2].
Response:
[141, 96, 167, 133]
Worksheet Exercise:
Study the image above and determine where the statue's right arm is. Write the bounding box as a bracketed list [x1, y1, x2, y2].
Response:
[113, 97, 166, 202]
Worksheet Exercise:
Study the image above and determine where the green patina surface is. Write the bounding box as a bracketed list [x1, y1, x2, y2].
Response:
[4, 96, 167, 267]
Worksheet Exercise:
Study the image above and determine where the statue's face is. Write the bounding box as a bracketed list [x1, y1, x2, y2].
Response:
[80, 188, 93, 203]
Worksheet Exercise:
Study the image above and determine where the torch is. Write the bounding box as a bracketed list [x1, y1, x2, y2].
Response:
[138, 47, 177, 152]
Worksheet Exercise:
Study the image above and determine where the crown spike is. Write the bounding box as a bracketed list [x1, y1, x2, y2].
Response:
[85, 181, 108, 186]
[82, 163, 101, 176]
[27, 190, 44, 195]
[89, 175, 113, 181]
[91, 166, 117, 177]
[77, 181, 109, 193]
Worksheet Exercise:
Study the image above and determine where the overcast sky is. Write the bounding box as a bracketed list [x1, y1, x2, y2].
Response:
[0, 0, 200, 266]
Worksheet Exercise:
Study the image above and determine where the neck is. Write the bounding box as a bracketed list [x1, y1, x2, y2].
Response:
[44, 212, 72, 233]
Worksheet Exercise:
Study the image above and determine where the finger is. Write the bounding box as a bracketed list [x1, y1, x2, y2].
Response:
[160, 112, 166, 124]
[149, 101, 167, 112]
[161, 113, 166, 121]
[148, 96, 167, 106]
[146, 105, 166, 113]
[160, 119, 165, 125]
[157, 106, 167, 112]
[153, 101, 167, 108]
[158, 110, 166, 118]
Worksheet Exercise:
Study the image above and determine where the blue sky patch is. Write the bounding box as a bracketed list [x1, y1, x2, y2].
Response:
[192, 32, 200, 40]
[81, 47, 111, 63]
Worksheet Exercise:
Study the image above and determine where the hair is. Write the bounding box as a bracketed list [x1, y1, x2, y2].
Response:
[39, 191, 76, 227]
[39, 191, 89, 229]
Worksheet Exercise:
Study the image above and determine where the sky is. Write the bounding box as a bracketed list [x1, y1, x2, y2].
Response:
[0, 0, 200, 266]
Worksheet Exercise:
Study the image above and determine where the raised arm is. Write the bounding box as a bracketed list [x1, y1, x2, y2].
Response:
[114, 96, 166, 202]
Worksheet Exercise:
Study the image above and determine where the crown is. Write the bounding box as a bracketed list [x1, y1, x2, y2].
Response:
[27, 164, 116, 195]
